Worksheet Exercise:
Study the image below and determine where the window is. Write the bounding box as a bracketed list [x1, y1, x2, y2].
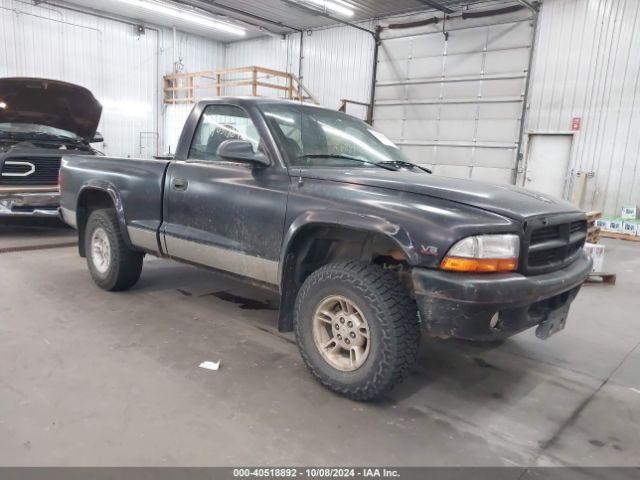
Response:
[188, 105, 261, 161]
[260, 104, 411, 168]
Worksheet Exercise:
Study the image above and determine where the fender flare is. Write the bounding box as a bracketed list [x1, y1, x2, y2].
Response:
[278, 209, 418, 285]
[276, 209, 418, 332]
[76, 181, 133, 250]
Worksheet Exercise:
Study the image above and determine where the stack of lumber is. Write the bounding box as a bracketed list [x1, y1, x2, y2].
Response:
[586, 211, 601, 244]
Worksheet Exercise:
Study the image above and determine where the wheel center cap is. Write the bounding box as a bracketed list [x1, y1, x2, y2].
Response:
[332, 314, 364, 349]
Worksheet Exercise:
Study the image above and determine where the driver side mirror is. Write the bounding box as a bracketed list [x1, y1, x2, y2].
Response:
[90, 131, 104, 143]
[217, 140, 269, 167]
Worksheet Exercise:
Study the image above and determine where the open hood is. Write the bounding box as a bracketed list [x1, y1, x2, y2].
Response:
[0, 78, 102, 140]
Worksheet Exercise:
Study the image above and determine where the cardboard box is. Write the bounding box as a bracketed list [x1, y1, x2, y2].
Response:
[622, 220, 640, 236]
[602, 218, 624, 233]
[622, 221, 637, 236]
[598, 218, 613, 231]
[621, 205, 639, 219]
[583, 242, 605, 273]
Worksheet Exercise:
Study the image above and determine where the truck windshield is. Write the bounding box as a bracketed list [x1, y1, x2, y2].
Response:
[260, 104, 424, 171]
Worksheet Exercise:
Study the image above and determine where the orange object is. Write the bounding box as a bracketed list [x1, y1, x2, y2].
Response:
[440, 257, 518, 273]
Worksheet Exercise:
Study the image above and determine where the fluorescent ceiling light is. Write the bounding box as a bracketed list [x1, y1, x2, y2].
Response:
[305, 0, 354, 17]
[111, 0, 246, 35]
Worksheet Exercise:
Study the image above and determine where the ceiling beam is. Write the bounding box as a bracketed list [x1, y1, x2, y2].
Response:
[174, 0, 302, 34]
[516, 0, 539, 12]
[415, 0, 454, 14]
[281, 0, 376, 37]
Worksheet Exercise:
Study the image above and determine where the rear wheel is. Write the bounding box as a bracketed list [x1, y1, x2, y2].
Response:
[84, 208, 143, 291]
[294, 261, 420, 401]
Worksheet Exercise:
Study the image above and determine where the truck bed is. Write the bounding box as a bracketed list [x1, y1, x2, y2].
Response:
[59, 155, 171, 250]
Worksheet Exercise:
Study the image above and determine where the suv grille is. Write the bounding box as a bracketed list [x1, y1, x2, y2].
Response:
[522, 215, 587, 275]
[0, 157, 61, 185]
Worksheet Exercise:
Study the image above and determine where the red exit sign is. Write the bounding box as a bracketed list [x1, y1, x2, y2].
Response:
[571, 117, 581, 131]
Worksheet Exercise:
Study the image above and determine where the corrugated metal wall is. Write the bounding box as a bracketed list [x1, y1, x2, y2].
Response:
[525, 0, 640, 215]
[301, 22, 375, 118]
[224, 23, 376, 119]
[224, 35, 298, 74]
[222, 34, 300, 99]
[0, 0, 224, 157]
[162, 30, 225, 153]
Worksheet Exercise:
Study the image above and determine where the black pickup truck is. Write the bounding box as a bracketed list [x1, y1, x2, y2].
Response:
[60, 98, 591, 400]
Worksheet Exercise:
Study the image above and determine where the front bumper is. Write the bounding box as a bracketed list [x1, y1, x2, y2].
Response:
[0, 188, 60, 217]
[412, 252, 592, 341]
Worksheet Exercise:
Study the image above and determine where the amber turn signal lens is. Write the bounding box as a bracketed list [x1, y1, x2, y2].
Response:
[440, 257, 518, 273]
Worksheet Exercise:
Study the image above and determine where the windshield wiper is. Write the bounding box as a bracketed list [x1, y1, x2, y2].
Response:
[378, 160, 432, 174]
[298, 154, 398, 171]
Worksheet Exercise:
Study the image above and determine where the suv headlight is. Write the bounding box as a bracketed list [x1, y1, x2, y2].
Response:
[441, 234, 520, 273]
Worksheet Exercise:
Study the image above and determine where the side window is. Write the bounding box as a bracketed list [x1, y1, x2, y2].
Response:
[188, 105, 261, 161]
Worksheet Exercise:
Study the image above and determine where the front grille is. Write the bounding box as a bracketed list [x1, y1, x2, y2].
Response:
[0, 157, 61, 185]
[523, 216, 587, 275]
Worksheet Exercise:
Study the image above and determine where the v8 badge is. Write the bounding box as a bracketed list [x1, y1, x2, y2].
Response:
[420, 245, 439, 257]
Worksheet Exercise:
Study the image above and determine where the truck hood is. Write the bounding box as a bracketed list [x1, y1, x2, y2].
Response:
[296, 168, 582, 221]
[0, 78, 102, 140]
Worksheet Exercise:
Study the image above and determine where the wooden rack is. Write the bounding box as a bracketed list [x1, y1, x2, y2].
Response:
[338, 98, 372, 121]
[163, 66, 319, 105]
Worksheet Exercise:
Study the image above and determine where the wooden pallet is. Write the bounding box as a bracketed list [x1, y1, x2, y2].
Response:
[587, 226, 601, 243]
[600, 231, 640, 242]
[585, 211, 602, 244]
[585, 272, 617, 285]
[586, 211, 602, 223]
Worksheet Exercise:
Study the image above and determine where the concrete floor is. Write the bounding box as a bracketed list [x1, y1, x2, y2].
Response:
[0, 221, 639, 466]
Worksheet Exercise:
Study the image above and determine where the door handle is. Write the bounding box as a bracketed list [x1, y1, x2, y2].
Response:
[172, 178, 188, 191]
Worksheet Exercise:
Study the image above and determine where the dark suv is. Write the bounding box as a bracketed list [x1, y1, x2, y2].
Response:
[0, 78, 102, 217]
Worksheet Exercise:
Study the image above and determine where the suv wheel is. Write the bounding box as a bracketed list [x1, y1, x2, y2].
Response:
[294, 261, 420, 401]
[85, 208, 143, 291]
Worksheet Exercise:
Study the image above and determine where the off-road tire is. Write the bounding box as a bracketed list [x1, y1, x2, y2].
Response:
[294, 261, 420, 401]
[84, 208, 143, 291]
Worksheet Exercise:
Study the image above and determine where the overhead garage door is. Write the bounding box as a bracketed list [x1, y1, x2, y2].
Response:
[373, 8, 535, 184]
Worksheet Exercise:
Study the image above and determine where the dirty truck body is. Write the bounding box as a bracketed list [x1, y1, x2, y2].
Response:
[0, 78, 102, 217]
[59, 98, 591, 400]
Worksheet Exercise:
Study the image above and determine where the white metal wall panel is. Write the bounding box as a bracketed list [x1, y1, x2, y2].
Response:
[225, 35, 299, 73]
[525, 0, 640, 216]
[223, 35, 299, 98]
[162, 30, 225, 153]
[0, 0, 224, 157]
[374, 8, 534, 182]
[302, 23, 375, 118]
[224, 23, 375, 119]
[0, 0, 158, 158]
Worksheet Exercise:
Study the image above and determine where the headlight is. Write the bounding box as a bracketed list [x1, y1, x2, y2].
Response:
[441, 234, 520, 273]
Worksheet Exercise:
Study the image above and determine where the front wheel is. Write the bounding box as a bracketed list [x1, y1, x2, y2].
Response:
[294, 261, 420, 401]
[84, 208, 143, 291]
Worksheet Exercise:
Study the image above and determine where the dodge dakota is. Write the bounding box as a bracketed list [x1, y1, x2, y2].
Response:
[59, 98, 591, 400]
[0, 77, 102, 217]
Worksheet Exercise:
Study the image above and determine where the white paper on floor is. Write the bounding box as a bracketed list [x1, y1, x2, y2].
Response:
[199, 360, 221, 371]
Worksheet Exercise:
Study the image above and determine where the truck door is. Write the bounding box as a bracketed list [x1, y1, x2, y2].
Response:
[161, 104, 289, 286]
